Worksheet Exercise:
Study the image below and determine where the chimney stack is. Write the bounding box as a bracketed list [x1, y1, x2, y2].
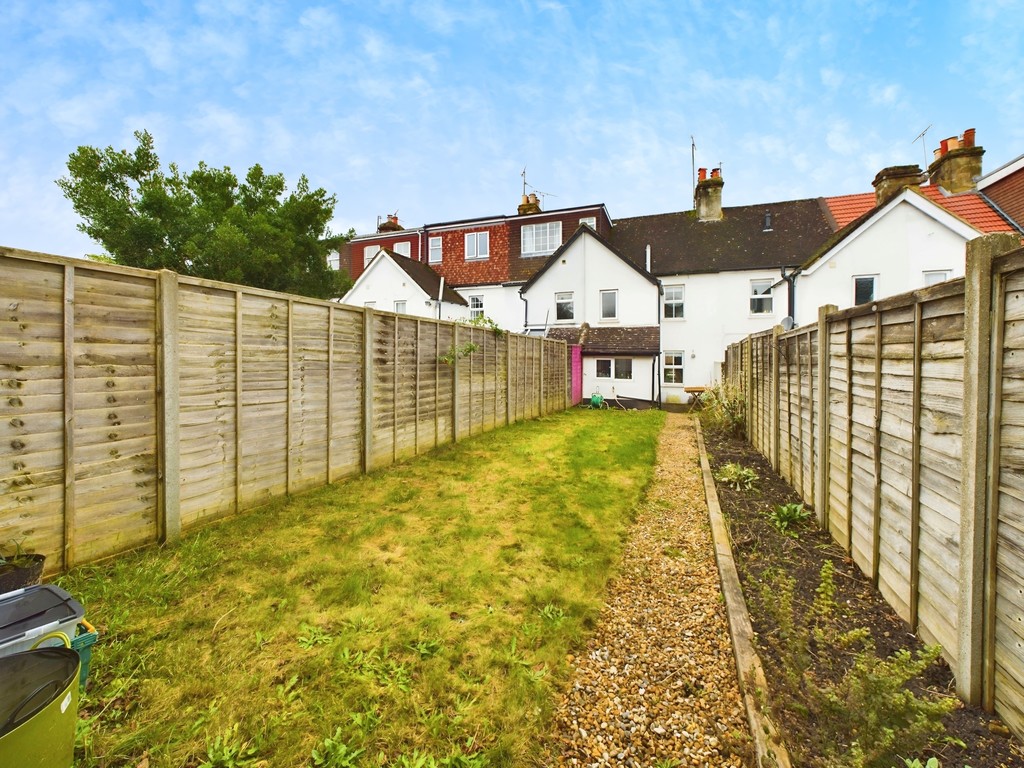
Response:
[928, 128, 983, 193]
[517, 192, 542, 215]
[694, 167, 724, 222]
[378, 213, 403, 232]
[871, 165, 926, 206]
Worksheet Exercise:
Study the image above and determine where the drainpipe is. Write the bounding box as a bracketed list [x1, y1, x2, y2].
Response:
[781, 267, 798, 324]
[519, 289, 528, 331]
[437, 276, 444, 319]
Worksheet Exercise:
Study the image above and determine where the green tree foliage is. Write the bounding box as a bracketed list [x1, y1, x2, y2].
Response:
[57, 130, 352, 299]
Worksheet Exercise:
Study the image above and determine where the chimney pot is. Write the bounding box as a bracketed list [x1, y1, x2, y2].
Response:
[697, 167, 707, 182]
[962, 128, 976, 148]
[711, 167, 721, 179]
[928, 129, 984, 193]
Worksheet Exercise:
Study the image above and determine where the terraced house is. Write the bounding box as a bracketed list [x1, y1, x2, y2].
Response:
[340, 128, 1023, 406]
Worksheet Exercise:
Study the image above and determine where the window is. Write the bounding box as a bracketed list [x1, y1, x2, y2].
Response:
[596, 359, 612, 378]
[750, 279, 773, 314]
[600, 290, 618, 320]
[854, 275, 876, 305]
[363, 245, 378, 268]
[393, 241, 411, 257]
[923, 270, 950, 287]
[428, 236, 442, 264]
[664, 285, 685, 319]
[595, 359, 632, 380]
[663, 353, 685, 384]
[555, 292, 574, 321]
[394, 300, 406, 314]
[579, 216, 597, 230]
[469, 295, 484, 320]
[521, 221, 562, 256]
[327, 250, 340, 270]
[465, 232, 489, 260]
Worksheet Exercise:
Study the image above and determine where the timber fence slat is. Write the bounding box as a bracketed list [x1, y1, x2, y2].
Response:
[1, 248, 567, 584]
[722, 236, 1024, 738]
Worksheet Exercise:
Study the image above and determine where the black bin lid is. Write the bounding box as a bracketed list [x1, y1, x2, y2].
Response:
[0, 585, 84, 644]
[0, 648, 80, 737]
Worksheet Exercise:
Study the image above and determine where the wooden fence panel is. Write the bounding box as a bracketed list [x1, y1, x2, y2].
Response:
[827, 321, 853, 549]
[0, 257, 69, 566]
[177, 283, 238, 528]
[291, 302, 331, 492]
[72, 268, 159, 564]
[370, 314, 397, 468]
[993, 268, 1024, 734]
[328, 306, 363, 479]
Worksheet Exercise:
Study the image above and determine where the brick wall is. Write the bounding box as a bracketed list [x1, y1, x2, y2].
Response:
[508, 207, 610, 282]
[347, 233, 423, 279]
[433, 223, 511, 286]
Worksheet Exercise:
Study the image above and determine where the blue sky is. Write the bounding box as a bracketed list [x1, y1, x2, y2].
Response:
[2, 0, 1023, 259]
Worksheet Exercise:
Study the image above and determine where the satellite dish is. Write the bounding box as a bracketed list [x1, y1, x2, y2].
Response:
[781, 316, 795, 330]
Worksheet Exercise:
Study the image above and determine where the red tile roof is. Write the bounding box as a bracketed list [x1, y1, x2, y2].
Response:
[823, 187, 1015, 234]
[823, 193, 875, 229]
[917, 186, 1016, 233]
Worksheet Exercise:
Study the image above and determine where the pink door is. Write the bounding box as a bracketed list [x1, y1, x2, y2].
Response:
[571, 345, 583, 405]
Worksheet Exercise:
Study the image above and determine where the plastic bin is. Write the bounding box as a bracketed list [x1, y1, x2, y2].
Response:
[0, 647, 81, 767]
[71, 619, 99, 690]
[0, 585, 84, 658]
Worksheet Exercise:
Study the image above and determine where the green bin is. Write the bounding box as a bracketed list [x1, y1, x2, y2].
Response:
[0, 647, 80, 768]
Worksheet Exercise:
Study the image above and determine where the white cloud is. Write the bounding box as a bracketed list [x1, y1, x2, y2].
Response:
[820, 68, 844, 90]
[869, 83, 901, 106]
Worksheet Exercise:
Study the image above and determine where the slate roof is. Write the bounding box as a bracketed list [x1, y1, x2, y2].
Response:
[610, 198, 835, 275]
[386, 250, 468, 305]
[546, 324, 661, 356]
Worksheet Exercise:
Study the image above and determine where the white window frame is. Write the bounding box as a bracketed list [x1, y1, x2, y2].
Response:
[664, 285, 685, 319]
[469, 295, 484, 320]
[555, 291, 574, 321]
[465, 232, 489, 261]
[521, 221, 562, 257]
[363, 245, 378, 269]
[854, 274, 877, 305]
[600, 289, 618, 320]
[663, 352, 685, 384]
[394, 300, 406, 314]
[579, 216, 597, 230]
[923, 270, 950, 287]
[428, 236, 442, 264]
[750, 279, 773, 315]
[393, 241, 411, 257]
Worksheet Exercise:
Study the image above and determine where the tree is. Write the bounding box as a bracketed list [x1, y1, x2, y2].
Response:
[57, 130, 351, 299]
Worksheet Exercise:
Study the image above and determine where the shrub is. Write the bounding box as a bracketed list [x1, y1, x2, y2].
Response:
[698, 384, 745, 437]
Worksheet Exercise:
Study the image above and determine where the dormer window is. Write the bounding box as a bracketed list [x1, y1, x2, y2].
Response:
[465, 232, 489, 261]
[522, 221, 562, 257]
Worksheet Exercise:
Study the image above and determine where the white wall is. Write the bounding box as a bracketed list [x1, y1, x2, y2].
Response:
[524, 234, 659, 327]
[454, 284, 525, 330]
[657, 269, 789, 397]
[796, 197, 974, 324]
[583, 356, 656, 402]
[342, 254, 470, 320]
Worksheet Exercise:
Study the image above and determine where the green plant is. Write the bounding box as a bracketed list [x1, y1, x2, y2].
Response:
[199, 723, 259, 768]
[697, 384, 745, 437]
[310, 727, 364, 767]
[901, 758, 939, 768]
[438, 342, 479, 366]
[764, 502, 810, 537]
[757, 562, 956, 768]
[459, 315, 506, 336]
[297, 624, 334, 649]
[712, 462, 759, 491]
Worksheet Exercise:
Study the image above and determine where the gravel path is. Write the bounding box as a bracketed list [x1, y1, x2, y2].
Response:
[547, 413, 754, 768]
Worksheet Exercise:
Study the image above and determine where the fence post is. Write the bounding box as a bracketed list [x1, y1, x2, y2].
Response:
[959, 233, 1018, 707]
[362, 308, 374, 473]
[157, 270, 181, 543]
[452, 324, 460, 443]
[743, 339, 753, 440]
[815, 305, 836, 529]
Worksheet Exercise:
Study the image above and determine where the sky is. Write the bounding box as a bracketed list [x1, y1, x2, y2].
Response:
[2, 0, 1023, 259]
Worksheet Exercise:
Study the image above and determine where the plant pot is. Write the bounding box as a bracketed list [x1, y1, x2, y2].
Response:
[0, 555, 46, 594]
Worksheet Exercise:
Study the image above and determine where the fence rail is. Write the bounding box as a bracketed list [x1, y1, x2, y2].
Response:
[1, 248, 568, 573]
[723, 234, 1024, 736]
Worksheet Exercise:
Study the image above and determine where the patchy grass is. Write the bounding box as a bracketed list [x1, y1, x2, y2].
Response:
[59, 408, 664, 767]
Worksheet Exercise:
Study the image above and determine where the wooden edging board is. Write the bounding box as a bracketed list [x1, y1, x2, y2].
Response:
[695, 421, 792, 768]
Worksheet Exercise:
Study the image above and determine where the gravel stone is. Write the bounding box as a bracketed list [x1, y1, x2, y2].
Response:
[547, 414, 754, 767]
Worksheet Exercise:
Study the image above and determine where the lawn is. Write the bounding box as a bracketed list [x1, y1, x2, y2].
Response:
[59, 408, 665, 767]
